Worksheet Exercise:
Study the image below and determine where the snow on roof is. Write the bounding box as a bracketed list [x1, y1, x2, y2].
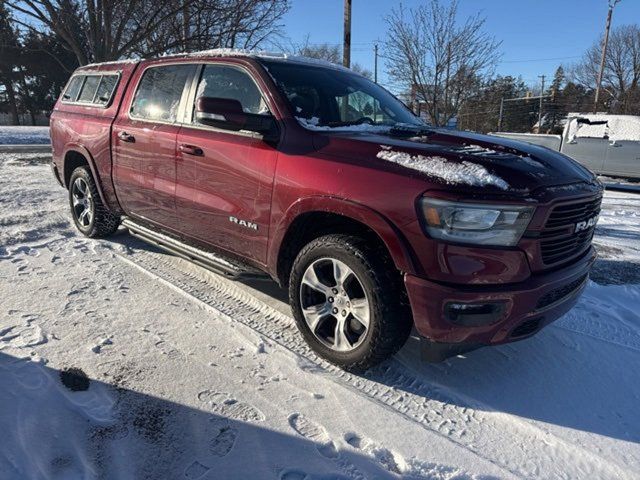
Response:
[163, 48, 353, 72]
[567, 114, 640, 142]
[80, 49, 354, 74]
[377, 149, 509, 190]
[81, 58, 140, 69]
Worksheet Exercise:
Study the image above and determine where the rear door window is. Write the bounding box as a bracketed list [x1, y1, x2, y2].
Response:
[130, 65, 194, 122]
[77, 75, 101, 103]
[63, 76, 84, 101]
[95, 75, 118, 105]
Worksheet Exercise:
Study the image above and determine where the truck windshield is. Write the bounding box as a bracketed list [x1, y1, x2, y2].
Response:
[260, 59, 423, 130]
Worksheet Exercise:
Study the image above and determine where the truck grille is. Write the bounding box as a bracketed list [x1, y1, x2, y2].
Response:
[540, 196, 602, 264]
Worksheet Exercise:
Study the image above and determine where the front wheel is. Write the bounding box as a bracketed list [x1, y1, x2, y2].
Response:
[68, 166, 120, 238]
[289, 234, 412, 371]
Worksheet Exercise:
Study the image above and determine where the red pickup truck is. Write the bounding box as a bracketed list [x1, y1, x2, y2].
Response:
[50, 51, 601, 370]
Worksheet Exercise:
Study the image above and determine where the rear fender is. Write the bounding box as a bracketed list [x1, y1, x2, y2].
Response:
[62, 144, 112, 210]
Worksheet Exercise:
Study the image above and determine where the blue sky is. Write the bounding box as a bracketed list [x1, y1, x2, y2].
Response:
[281, 0, 639, 91]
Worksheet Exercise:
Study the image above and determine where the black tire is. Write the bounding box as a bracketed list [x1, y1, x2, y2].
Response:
[68, 166, 120, 238]
[289, 234, 412, 371]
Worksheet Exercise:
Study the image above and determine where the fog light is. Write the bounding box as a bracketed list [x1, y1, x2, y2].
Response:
[444, 302, 506, 327]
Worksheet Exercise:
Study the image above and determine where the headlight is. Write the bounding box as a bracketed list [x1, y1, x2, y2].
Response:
[419, 198, 534, 246]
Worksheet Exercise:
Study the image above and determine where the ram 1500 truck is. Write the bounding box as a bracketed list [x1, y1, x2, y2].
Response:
[49, 51, 602, 370]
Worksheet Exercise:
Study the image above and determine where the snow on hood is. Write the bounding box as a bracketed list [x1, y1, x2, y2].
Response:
[568, 114, 640, 142]
[376, 148, 510, 190]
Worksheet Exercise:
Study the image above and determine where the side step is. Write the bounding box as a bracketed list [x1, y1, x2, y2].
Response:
[121, 218, 268, 280]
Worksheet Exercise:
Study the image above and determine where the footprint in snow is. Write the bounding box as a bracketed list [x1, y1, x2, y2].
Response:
[288, 413, 338, 459]
[344, 432, 468, 479]
[279, 469, 351, 480]
[154, 340, 182, 360]
[184, 460, 210, 479]
[279, 470, 308, 480]
[344, 433, 403, 475]
[0, 319, 47, 351]
[210, 425, 238, 457]
[198, 390, 265, 422]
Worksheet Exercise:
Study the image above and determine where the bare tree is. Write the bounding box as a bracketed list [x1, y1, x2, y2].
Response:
[291, 36, 342, 63]
[384, 0, 500, 126]
[6, 0, 290, 65]
[571, 24, 640, 113]
[287, 36, 372, 78]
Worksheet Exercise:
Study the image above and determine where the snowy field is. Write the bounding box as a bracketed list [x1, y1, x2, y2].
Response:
[1, 152, 640, 480]
[0, 126, 50, 145]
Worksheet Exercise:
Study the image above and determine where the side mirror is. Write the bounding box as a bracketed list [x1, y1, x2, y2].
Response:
[196, 97, 247, 131]
[195, 96, 277, 139]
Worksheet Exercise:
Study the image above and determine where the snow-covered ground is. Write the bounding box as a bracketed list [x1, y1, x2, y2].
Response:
[0, 126, 50, 145]
[1, 152, 640, 480]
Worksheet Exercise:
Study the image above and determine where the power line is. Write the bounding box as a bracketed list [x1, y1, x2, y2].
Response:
[538, 74, 546, 130]
[499, 55, 581, 64]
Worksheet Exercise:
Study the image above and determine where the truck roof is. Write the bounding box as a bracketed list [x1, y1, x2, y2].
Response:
[78, 48, 352, 74]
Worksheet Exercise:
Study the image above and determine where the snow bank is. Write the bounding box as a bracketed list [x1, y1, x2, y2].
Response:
[0, 126, 50, 145]
[2, 152, 640, 479]
[377, 149, 509, 189]
[568, 114, 640, 142]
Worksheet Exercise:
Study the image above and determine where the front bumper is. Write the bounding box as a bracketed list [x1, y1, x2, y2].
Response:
[405, 246, 596, 359]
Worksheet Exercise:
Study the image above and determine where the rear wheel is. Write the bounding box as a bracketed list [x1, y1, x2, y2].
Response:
[68, 167, 119, 238]
[289, 234, 412, 371]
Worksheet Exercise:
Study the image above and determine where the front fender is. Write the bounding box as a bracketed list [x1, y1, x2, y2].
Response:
[268, 195, 418, 278]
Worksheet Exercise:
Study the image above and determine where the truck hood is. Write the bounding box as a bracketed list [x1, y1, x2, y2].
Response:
[312, 127, 598, 195]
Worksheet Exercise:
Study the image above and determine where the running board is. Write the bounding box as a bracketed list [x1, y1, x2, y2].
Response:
[121, 218, 268, 280]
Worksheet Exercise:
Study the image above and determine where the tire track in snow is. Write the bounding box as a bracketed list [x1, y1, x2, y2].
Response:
[113, 246, 636, 480]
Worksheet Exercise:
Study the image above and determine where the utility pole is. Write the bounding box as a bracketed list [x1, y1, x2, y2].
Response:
[374, 44, 378, 83]
[182, 0, 190, 52]
[538, 74, 545, 133]
[343, 0, 352, 68]
[498, 97, 505, 132]
[594, 0, 621, 112]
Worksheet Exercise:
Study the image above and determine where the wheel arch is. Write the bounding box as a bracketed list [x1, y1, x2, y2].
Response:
[61, 145, 109, 207]
[270, 197, 417, 287]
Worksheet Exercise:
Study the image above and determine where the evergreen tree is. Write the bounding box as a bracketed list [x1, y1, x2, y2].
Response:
[458, 75, 529, 133]
[0, 3, 21, 124]
[549, 66, 565, 96]
[543, 66, 567, 133]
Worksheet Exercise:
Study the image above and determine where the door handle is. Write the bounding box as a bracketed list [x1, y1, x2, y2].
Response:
[118, 131, 135, 143]
[179, 144, 204, 156]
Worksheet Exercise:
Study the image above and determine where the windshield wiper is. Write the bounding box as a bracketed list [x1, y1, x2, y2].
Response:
[389, 124, 435, 137]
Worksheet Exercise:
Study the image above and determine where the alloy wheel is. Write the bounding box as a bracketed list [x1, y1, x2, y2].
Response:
[299, 257, 371, 352]
[71, 177, 94, 228]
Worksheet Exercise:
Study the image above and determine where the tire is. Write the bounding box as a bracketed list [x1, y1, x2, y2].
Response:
[68, 166, 120, 238]
[289, 234, 412, 371]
